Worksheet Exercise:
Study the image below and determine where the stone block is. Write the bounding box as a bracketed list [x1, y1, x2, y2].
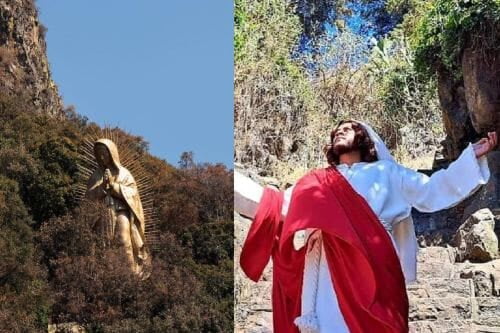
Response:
[409, 297, 472, 321]
[408, 278, 473, 299]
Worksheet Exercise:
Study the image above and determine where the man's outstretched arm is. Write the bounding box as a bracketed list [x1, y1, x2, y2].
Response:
[399, 132, 497, 212]
[235, 170, 294, 220]
[234, 170, 264, 219]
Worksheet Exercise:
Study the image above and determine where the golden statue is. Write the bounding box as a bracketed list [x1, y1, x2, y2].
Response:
[85, 139, 151, 278]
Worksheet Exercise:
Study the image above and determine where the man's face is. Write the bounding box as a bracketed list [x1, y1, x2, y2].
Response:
[95, 144, 112, 168]
[332, 122, 357, 154]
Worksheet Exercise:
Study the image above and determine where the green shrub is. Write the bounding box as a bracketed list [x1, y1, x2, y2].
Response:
[413, 0, 500, 77]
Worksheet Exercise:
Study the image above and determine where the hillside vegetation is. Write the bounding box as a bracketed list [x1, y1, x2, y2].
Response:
[236, 0, 500, 179]
[234, 0, 454, 178]
[0, 98, 233, 332]
[0, 1, 233, 331]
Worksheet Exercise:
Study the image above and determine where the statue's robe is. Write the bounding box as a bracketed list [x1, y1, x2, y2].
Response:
[236, 143, 490, 333]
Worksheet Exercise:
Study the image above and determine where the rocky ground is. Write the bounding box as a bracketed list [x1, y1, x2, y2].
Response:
[235, 213, 273, 333]
[235, 211, 500, 333]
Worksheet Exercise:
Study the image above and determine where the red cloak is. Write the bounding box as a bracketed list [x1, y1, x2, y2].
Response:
[240, 167, 409, 333]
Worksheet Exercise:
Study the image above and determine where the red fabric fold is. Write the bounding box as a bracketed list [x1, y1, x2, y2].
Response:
[240, 168, 409, 333]
[240, 187, 284, 282]
[240, 188, 304, 333]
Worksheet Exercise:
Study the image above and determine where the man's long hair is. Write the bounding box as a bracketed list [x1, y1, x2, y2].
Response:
[324, 120, 378, 166]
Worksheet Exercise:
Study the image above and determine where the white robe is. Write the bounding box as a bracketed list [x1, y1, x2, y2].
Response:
[235, 143, 490, 333]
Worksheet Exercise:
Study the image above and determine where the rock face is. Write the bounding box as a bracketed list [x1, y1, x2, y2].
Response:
[437, 70, 477, 161]
[0, 0, 62, 114]
[435, 37, 500, 226]
[460, 43, 500, 222]
[462, 47, 500, 136]
[437, 42, 500, 162]
[452, 209, 498, 263]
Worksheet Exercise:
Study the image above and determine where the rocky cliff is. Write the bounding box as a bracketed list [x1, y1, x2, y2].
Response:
[436, 26, 500, 220]
[0, 0, 62, 114]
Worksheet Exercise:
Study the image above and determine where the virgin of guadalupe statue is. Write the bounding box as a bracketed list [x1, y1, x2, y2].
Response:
[86, 138, 151, 278]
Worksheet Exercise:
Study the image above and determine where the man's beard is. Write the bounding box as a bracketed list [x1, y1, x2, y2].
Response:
[333, 140, 358, 155]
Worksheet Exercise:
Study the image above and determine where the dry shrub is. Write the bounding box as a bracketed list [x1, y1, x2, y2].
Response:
[235, 0, 316, 176]
[39, 201, 220, 332]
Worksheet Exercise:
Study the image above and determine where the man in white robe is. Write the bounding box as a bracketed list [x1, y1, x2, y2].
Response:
[235, 120, 497, 333]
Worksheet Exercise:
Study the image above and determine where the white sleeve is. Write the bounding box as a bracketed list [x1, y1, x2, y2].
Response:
[282, 184, 295, 216]
[234, 171, 295, 219]
[399, 143, 490, 213]
[391, 216, 418, 283]
[234, 170, 264, 219]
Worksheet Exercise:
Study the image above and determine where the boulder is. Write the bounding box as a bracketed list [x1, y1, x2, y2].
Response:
[452, 209, 498, 263]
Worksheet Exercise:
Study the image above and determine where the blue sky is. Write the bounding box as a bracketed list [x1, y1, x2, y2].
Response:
[36, 1, 234, 166]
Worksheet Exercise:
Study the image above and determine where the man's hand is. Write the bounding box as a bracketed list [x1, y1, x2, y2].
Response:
[473, 132, 498, 158]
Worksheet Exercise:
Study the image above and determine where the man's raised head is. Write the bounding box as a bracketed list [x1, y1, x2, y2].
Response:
[325, 120, 378, 166]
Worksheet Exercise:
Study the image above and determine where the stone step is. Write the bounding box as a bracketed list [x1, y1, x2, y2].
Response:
[410, 320, 500, 333]
[474, 324, 500, 333]
[409, 319, 473, 333]
[407, 278, 473, 299]
[409, 297, 472, 321]
[417, 262, 458, 279]
[409, 296, 500, 328]
[417, 246, 456, 264]
[235, 322, 272, 333]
